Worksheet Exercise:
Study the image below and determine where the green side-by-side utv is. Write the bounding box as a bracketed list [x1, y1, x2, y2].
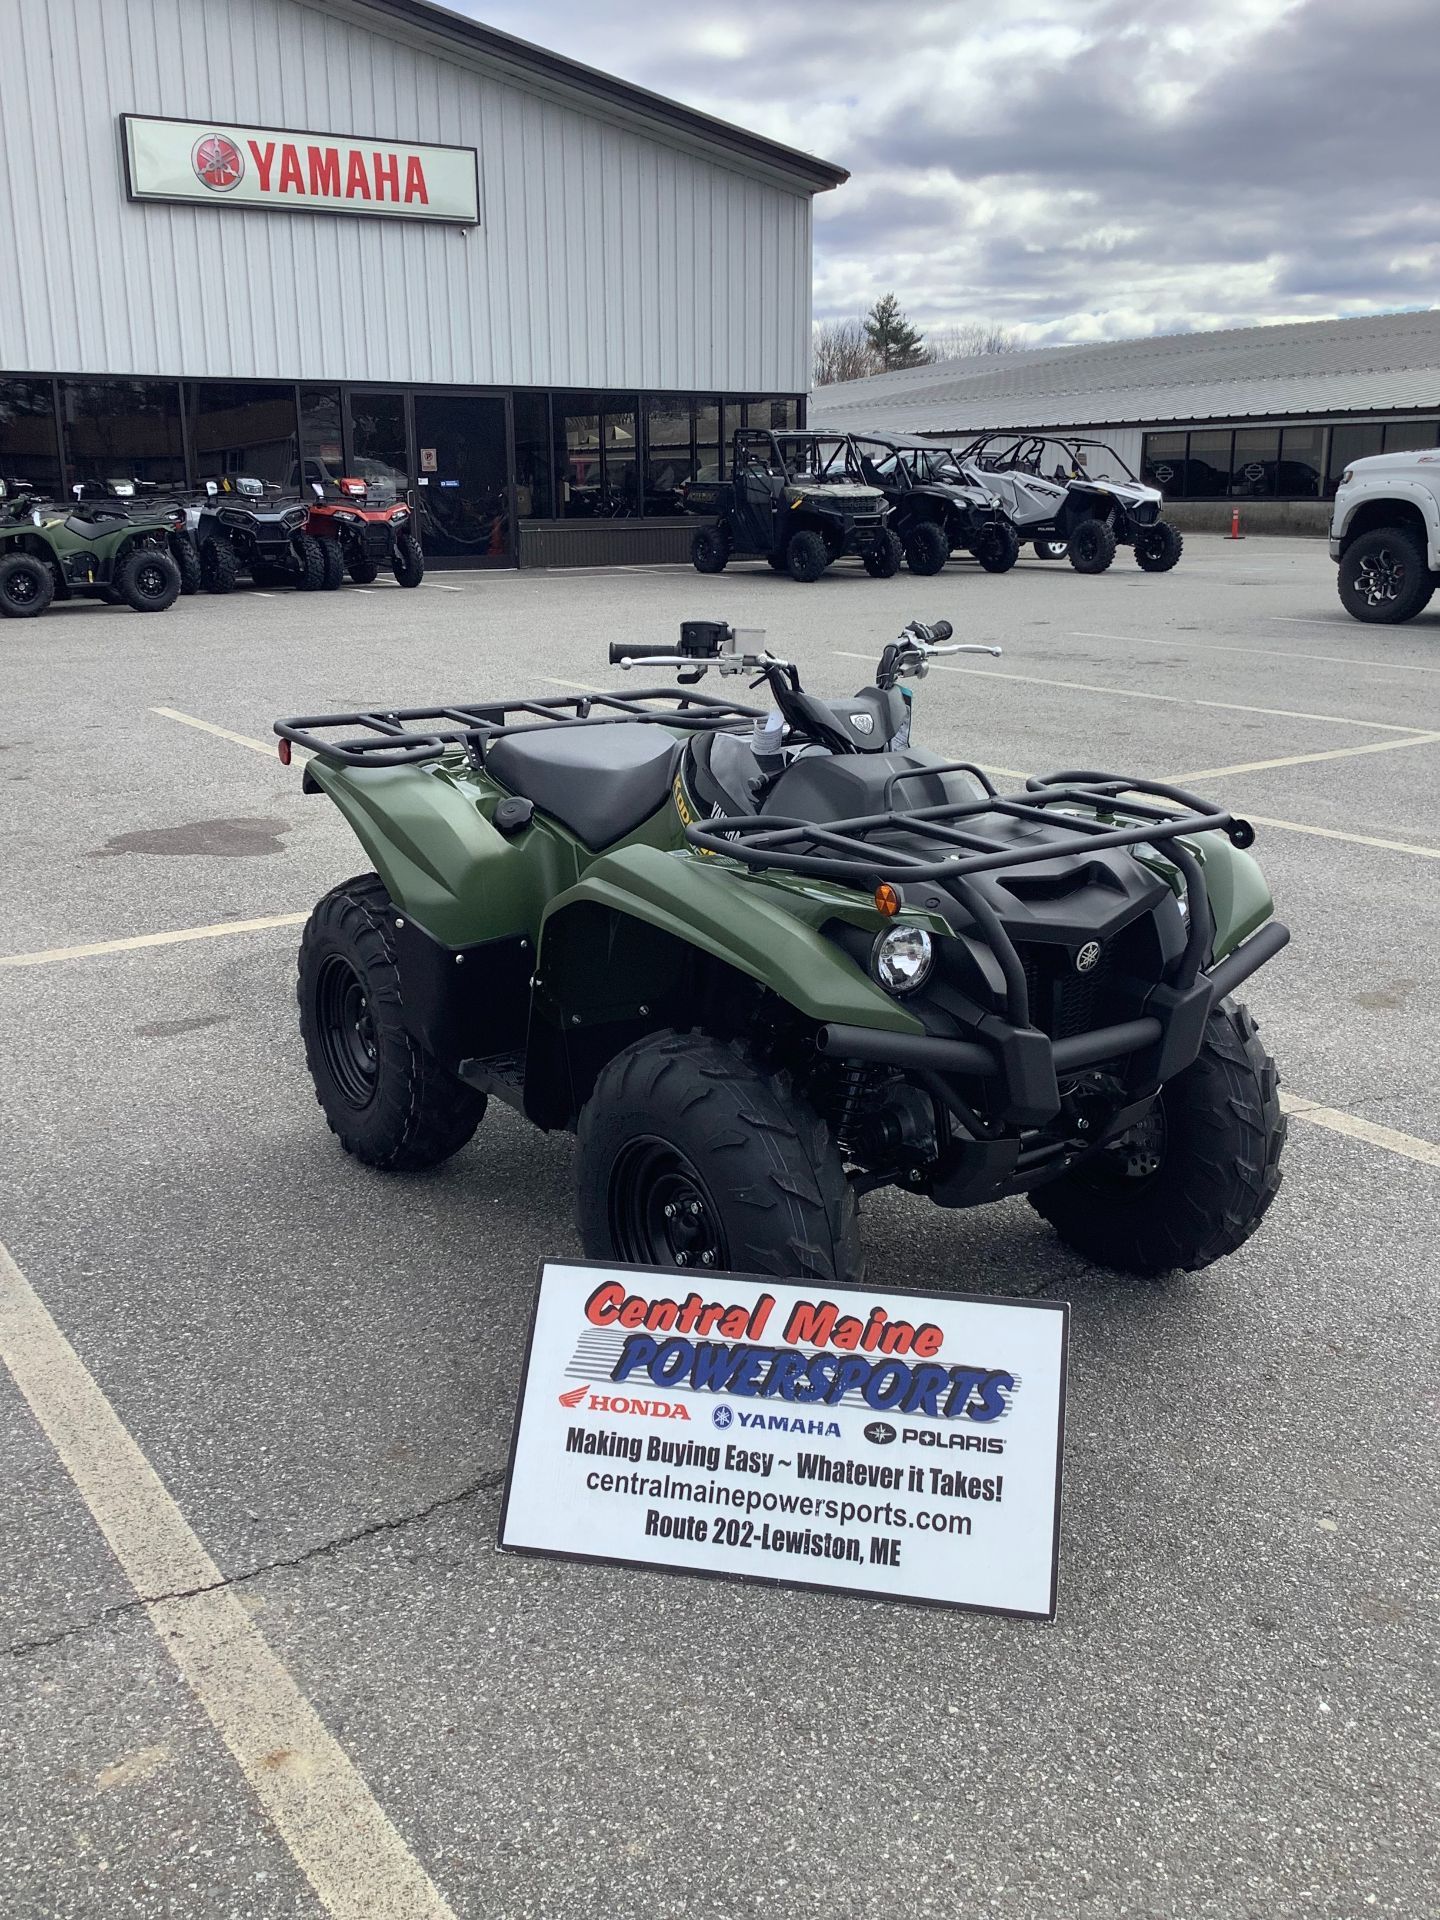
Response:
[276, 619, 1288, 1283]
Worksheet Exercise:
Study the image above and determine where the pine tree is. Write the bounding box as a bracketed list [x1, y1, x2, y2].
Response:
[864, 294, 928, 372]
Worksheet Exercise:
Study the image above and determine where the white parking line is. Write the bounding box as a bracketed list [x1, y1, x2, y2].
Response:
[152, 707, 282, 758]
[1280, 1094, 1440, 1169]
[1072, 631, 1440, 677]
[1237, 813, 1440, 861]
[0, 916, 308, 969]
[1168, 732, 1440, 782]
[0, 1241, 457, 1920]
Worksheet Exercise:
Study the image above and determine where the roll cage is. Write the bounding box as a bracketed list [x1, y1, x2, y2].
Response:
[959, 435, 1139, 485]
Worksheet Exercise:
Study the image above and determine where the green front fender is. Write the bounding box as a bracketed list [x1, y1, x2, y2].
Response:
[539, 844, 925, 1034]
[1191, 831, 1275, 960]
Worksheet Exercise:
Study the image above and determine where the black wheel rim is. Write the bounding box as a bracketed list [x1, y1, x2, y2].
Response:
[609, 1137, 727, 1269]
[1094, 1102, 1167, 1192]
[315, 953, 380, 1107]
[7, 568, 38, 604]
[135, 562, 167, 599]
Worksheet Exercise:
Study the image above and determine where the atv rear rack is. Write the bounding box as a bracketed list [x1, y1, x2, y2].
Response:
[274, 687, 763, 768]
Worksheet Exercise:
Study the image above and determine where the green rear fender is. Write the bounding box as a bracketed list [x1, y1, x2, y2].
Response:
[537, 844, 923, 1034]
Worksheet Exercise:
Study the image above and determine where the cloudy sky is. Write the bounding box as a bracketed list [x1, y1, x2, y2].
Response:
[459, 0, 1438, 346]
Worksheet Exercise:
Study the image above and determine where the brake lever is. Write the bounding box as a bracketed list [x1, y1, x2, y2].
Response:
[931, 643, 1002, 658]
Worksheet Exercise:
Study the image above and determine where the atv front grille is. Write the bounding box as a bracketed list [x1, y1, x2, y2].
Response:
[1017, 943, 1111, 1040]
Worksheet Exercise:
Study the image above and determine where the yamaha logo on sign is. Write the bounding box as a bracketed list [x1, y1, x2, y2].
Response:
[1075, 940, 1102, 973]
[192, 133, 245, 192]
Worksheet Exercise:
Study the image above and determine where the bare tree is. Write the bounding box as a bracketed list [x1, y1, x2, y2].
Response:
[811, 317, 881, 387]
[926, 321, 1024, 362]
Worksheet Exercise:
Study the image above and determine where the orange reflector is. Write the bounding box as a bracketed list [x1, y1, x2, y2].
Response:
[277, 737, 292, 766]
[874, 883, 899, 917]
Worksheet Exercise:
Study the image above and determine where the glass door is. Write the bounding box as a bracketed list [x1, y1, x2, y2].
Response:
[412, 392, 513, 566]
[345, 390, 411, 500]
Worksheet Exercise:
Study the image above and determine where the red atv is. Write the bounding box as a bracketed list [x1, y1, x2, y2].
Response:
[307, 477, 425, 587]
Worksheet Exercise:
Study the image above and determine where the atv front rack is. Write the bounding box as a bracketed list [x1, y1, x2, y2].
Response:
[274, 687, 763, 768]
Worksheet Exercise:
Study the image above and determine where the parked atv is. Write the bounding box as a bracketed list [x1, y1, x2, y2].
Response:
[683, 429, 900, 581]
[851, 437, 1021, 575]
[958, 434, 1183, 573]
[276, 617, 1288, 1283]
[195, 477, 335, 593]
[71, 478, 203, 594]
[0, 486, 181, 617]
[307, 476, 424, 586]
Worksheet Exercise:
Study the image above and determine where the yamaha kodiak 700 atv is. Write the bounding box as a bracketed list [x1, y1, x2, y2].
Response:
[0, 483, 182, 617]
[276, 618, 1288, 1284]
[958, 434, 1184, 573]
[195, 477, 337, 593]
[684, 429, 901, 582]
[307, 476, 424, 586]
[851, 437, 1021, 575]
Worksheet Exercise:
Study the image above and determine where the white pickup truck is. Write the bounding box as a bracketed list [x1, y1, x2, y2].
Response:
[1330, 447, 1440, 623]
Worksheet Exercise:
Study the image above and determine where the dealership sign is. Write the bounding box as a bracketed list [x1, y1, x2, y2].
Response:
[120, 114, 479, 225]
[500, 1262, 1068, 1619]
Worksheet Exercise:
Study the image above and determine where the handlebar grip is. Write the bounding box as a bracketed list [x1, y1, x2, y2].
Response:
[930, 619, 953, 642]
[607, 642, 673, 664]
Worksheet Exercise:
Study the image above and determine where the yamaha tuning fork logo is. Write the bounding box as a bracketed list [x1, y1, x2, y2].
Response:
[192, 133, 245, 192]
[1075, 939, 1102, 974]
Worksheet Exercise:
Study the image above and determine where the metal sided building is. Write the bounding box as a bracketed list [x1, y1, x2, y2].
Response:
[0, 0, 846, 566]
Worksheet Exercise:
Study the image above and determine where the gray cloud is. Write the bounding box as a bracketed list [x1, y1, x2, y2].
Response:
[457, 0, 1439, 343]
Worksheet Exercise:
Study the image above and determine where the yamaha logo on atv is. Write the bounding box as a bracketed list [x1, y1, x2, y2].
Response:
[849, 712, 875, 736]
[192, 134, 245, 192]
[1075, 940, 1103, 973]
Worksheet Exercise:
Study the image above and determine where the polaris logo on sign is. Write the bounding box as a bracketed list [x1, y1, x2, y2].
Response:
[121, 115, 480, 225]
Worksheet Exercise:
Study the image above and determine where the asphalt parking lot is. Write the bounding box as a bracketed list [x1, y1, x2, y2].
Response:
[3, 534, 1437, 1920]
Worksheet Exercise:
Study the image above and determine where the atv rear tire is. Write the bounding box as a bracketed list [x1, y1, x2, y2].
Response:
[199, 536, 238, 594]
[118, 546, 182, 612]
[393, 532, 425, 587]
[171, 533, 202, 595]
[318, 539, 345, 591]
[0, 552, 55, 617]
[1069, 519, 1118, 573]
[1337, 526, 1434, 623]
[765, 552, 789, 572]
[575, 1030, 863, 1284]
[862, 530, 904, 578]
[347, 554, 380, 584]
[1134, 522, 1183, 572]
[1032, 538, 1068, 561]
[297, 873, 486, 1171]
[972, 521, 1021, 573]
[1030, 1000, 1284, 1275]
[294, 534, 326, 592]
[904, 522, 950, 575]
[692, 525, 730, 574]
[786, 529, 829, 582]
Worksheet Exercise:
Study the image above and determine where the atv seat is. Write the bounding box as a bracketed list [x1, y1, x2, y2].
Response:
[484, 724, 679, 849]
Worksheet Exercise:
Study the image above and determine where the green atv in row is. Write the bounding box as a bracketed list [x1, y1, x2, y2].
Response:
[0, 481, 182, 617]
[277, 619, 1288, 1283]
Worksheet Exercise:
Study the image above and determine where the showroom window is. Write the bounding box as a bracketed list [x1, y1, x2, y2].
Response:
[743, 398, 800, 432]
[189, 383, 299, 488]
[1230, 427, 1279, 498]
[693, 397, 724, 479]
[348, 391, 410, 497]
[1326, 423, 1385, 496]
[1383, 418, 1440, 454]
[554, 392, 641, 518]
[1184, 430, 1234, 499]
[643, 397, 691, 514]
[0, 377, 63, 496]
[298, 387, 343, 490]
[1277, 426, 1324, 497]
[512, 392, 553, 518]
[61, 378, 184, 493]
[1141, 432, 1186, 495]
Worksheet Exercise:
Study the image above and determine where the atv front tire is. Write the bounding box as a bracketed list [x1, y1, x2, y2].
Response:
[297, 873, 486, 1171]
[1337, 527, 1434, 623]
[199, 536, 238, 594]
[862, 530, 904, 578]
[118, 546, 182, 612]
[1135, 522, 1183, 572]
[393, 532, 425, 587]
[786, 529, 829, 582]
[973, 521, 1021, 573]
[1069, 519, 1118, 573]
[347, 554, 380, 584]
[692, 525, 730, 574]
[318, 539, 345, 591]
[171, 533, 202, 595]
[575, 1031, 863, 1284]
[1032, 538, 1068, 561]
[904, 522, 950, 575]
[1030, 1001, 1284, 1275]
[294, 534, 326, 591]
[0, 552, 55, 617]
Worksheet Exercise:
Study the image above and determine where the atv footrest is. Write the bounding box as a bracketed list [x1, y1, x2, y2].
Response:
[458, 1050, 527, 1113]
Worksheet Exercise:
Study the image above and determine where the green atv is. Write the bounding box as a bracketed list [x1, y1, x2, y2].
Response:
[0, 482, 182, 617]
[276, 619, 1288, 1282]
[684, 430, 901, 582]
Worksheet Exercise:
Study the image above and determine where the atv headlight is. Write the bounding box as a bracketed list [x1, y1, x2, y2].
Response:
[871, 925, 933, 994]
[391, 508, 410, 523]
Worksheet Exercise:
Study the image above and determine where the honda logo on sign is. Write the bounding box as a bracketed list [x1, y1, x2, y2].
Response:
[121, 115, 480, 226]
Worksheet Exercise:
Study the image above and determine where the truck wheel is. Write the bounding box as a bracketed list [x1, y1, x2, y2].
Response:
[0, 552, 55, 617]
[575, 1031, 863, 1284]
[171, 533, 202, 595]
[294, 534, 326, 591]
[973, 521, 1020, 573]
[862, 529, 904, 578]
[297, 873, 486, 1171]
[199, 536, 238, 594]
[1135, 522, 1183, 572]
[1337, 527, 1435, 623]
[1069, 519, 1118, 573]
[347, 554, 380, 584]
[1032, 538, 1068, 560]
[392, 532, 425, 587]
[118, 546, 181, 612]
[691, 525, 730, 573]
[786, 529, 829, 582]
[1030, 1001, 1284, 1275]
[318, 539, 345, 590]
[903, 522, 950, 574]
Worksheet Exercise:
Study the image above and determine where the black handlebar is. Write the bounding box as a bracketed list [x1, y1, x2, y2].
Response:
[920, 619, 953, 642]
[608, 642, 675, 664]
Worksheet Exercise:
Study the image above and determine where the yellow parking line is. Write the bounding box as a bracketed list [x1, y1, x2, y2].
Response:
[0, 916, 308, 969]
[1168, 733, 1440, 782]
[1280, 1094, 1440, 1170]
[0, 1241, 457, 1920]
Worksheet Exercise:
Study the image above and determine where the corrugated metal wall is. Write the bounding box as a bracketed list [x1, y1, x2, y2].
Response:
[0, 0, 813, 392]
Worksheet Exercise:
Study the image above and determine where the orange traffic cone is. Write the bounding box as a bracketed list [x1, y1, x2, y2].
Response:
[1228, 506, 1244, 539]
